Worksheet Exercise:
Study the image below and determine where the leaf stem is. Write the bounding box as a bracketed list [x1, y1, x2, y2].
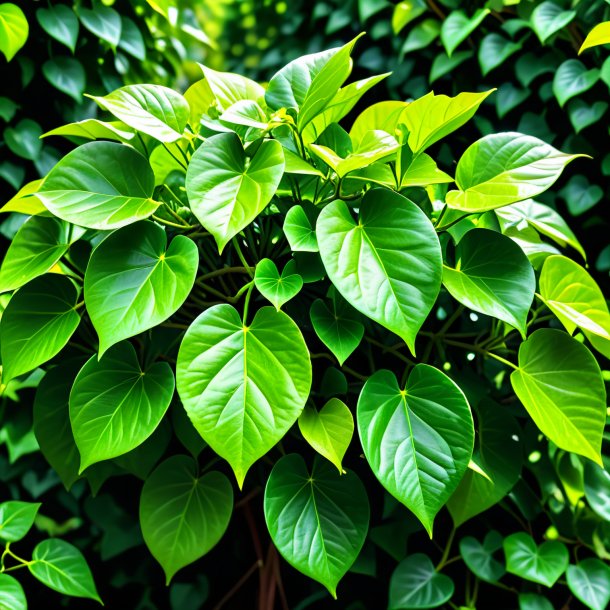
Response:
[443, 338, 518, 370]
[152, 214, 196, 230]
[232, 238, 255, 278]
[436, 527, 456, 571]
[242, 282, 255, 326]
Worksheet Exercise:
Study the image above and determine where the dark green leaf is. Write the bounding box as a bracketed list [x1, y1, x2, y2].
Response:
[42, 57, 86, 103]
[36, 5, 79, 53]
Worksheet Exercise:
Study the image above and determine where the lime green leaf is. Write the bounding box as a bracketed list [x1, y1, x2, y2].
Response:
[519, 594, 554, 610]
[1, 275, 80, 383]
[445, 133, 585, 212]
[531, 2, 576, 43]
[478, 34, 521, 76]
[219, 99, 268, 130]
[36, 5, 79, 53]
[264, 454, 369, 598]
[553, 60, 600, 108]
[442, 228, 535, 336]
[584, 462, 610, 521]
[0, 3, 28, 62]
[400, 153, 453, 187]
[0, 178, 41, 215]
[389, 553, 454, 609]
[504, 533, 568, 587]
[568, 99, 608, 134]
[310, 294, 364, 365]
[118, 16, 145, 60]
[441, 9, 489, 57]
[392, 0, 427, 34]
[140, 455, 233, 584]
[254, 258, 303, 310]
[29, 539, 101, 602]
[84, 221, 198, 354]
[357, 366, 473, 536]
[185, 133, 284, 252]
[70, 342, 174, 471]
[580, 22, 610, 54]
[4, 118, 42, 160]
[35, 141, 158, 230]
[567, 559, 610, 610]
[0, 501, 41, 541]
[200, 65, 264, 112]
[283, 204, 318, 252]
[350, 101, 407, 146]
[511, 329, 605, 465]
[0, 574, 26, 610]
[177, 305, 311, 488]
[298, 399, 353, 473]
[282, 148, 324, 177]
[317, 190, 441, 354]
[459, 531, 505, 583]
[184, 78, 214, 129]
[42, 118, 134, 142]
[89, 85, 189, 142]
[42, 57, 86, 103]
[78, 5, 121, 48]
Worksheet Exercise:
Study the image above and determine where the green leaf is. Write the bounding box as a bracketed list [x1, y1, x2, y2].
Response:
[1, 275, 80, 383]
[0, 3, 28, 62]
[140, 455, 233, 584]
[42, 57, 86, 103]
[89, 85, 190, 142]
[177, 304, 311, 487]
[254, 258, 302, 310]
[531, 2, 576, 43]
[35, 141, 158, 230]
[350, 101, 407, 145]
[283, 204, 318, 252]
[519, 593, 555, 610]
[200, 65, 264, 112]
[0, 96, 18, 122]
[219, 99, 268, 130]
[496, 83, 530, 120]
[0, 501, 41, 541]
[447, 399, 521, 526]
[567, 559, 610, 610]
[478, 33, 521, 76]
[298, 399, 354, 473]
[511, 329, 605, 465]
[441, 9, 489, 57]
[310, 293, 364, 365]
[553, 60, 600, 108]
[567, 100, 608, 134]
[560, 174, 603, 216]
[84, 221, 198, 354]
[36, 5, 78, 53]
[401, 90, 494, 153]
[515, 52, 560, 88]
[29, 539, 101, 602]
[264, 454, 369, 598]
[459, 531, 505, 583]
[317, 190, 441, 354]
[69, 341, 174, 471]
[580, 22, 610, 54]
[442, 228, 535, 336]
[584, 462, 610, 521]
[392, 0, 427, 34]
[185, 133, 284, 252]
[400, 19, 441, 57]
[357, 366, 473, 535]
[4, 118, 42, 160]
[445, 133, 585, 212]
[504, 533, 568, 587]
[400, 153, 453, 187]
[42, 119, 134, 142]
[78, 5, 121, 48]
[389, 553, 454, 609]
[0, 574, 25, 610]
[430, 51, 473, 83]
[118, 16, 145, 60]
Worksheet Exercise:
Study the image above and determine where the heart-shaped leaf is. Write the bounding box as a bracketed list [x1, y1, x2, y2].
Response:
[567, 558, 610, 610]
[478, 33, 521, 76]
[283, 204, 319, 252]
[511, 329, 605, 464]
[186, 133, 285, 252]
[519, 593, 554, 610]
[4, 119, 42, 160]
[139, 455, 233, 584]
[567, 100, 608, 134]
[298, 398, 353, 473]
[441, 9, 489, 57]
[357, 366, 473, 535]
[583, 462, 610, 521]
[69, 341, 175, 471]
[84, 221, 198, 354]
[560, 174, 603, 216]
[459, 531, 505, 583]
[504, 532, 568, 587]
[36, 5, 79, 53]
[389, 553, 454, 609]
[553, 60, 600, 108]
[35, 141, 158, 230]
[392, 0, 427, 35]
[317, 189, 441, 354]
[264, 454, 369, 598]
[118, 16, 145, 61]
[177, 304, 311, 487]
[0, 501, 41, 542]
[0, 574, 26, 610]
[78, 5, 121, 48]
[254, 258, 303, 310]
[0, 3, 28, 62]
[531, 2, 576, 43]
[42, 57, 86, 103]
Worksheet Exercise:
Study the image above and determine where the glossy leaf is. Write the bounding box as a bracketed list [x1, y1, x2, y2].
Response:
[177, 304, 311, 487]
[36, 5, 78, 53]
[349, 101, 407, 145]
[84, 221, 198, 354]
[531, 2, 576, 43]
[392, 0, 426, 34]
[459, 531, 505, 583]
[317, 189, 441, 354]
[567, 558, 610, 610]
[519, 593, 555, 610]
[553, 60, 599, 108]
[42, 118, 134, 142]
[78, 5, 121, 48]
[357, 366, 473, 535]
[140, 455, 233, 584]
[0, 574, 26, 610]
[118, 16, 145, 60]
[283, 205, 318, 252]
[200, 65, 264, 112]
[42, 57, 85, 103]
[264, 454, 369, 598]
[254, 258, 302, 310]
[479, 34, 521, 76]
[583, 462, 610, 521]
[400, 19, 441, 57]
[441, 9, 489, 57]
[35, 141, 157, 230]
[567, 100, 608, 134]
[400, 153, 453, 187]
[0, 501, 41, 542]
[4, 119, 42, 161]
[0, 3, 28, 62]
[580, 22, 610, 54]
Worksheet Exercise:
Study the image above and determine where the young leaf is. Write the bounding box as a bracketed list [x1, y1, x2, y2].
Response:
[389, 554, 454, 609]
[531, 2, 576, 43]
[140, 455, 233, 584]
[264, 454, 369, 598]
[199, 65, 264, 112]
[0, 501, 41, 542]
[441, 9, 489, 57]
[442, 228, 535, 337]
[511, 329, 605, 465]
[185, 133, 285, 253]
[298, 399, 354, 473]
[84, 221, 198, 354]
[503, 533, 568, 587]
[42, 118, 135, 142]
[445, 133, 585, 212]
[459, 531, 505, 583]
[0, 275, 81, 383]
[177, 305, 311, 488]
[0, 574, 26, 610]
[317, 189, 441, 354]
[69, 341, 175, 471]
[349, 101, 408, 146]
[0, 3, 28, 62]
[553, 60, 600, 108]
[35, 141, 158, 230]
[283, 204, 318, 252]
[392, 0, 427, 34]
[28, 539, 101, 602]
[567, 558, 610, 610]
[580, 22, 610, 54]
[357, 366, 473, 536]
[36, 5, 79, 53]
[78, 5, 121, 48]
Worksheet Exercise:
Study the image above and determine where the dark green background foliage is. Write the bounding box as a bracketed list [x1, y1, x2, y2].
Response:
[0, 2, 610, 610]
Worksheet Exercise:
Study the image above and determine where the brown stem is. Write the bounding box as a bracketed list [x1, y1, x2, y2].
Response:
[212, 560, 261, 610]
